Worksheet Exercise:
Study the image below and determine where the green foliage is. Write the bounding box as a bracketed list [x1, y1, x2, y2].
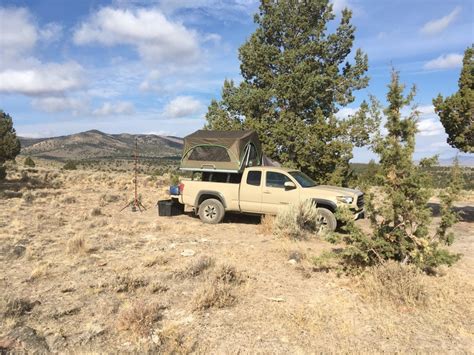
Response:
[333, 71, 461, 272]
[63, 160, 78, 170]
[436, 157, 463, 246]
[24, 156, 35, 167]
[205, 0, 377, 184]
[0, 110, 21, 180]
[433, 45, 473, 153]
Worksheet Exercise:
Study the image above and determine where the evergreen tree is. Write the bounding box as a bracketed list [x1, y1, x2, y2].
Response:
[24, 156, 35, 167]
[0, 110, 21, 180]
[205, 0, 375, 183]
[336, 71, 460, 271]
[433, 45, 473, 153]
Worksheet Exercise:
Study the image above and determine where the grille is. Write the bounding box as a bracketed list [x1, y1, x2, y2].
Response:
[357, 194, 364, 209]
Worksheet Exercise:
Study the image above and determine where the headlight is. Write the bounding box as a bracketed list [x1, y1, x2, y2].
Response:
[337, 196, 353, 204]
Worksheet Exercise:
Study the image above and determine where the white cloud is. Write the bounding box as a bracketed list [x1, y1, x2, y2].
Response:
[32, 96, 86, 113]
[93, 101, 135, 116]
[0, 7, 85, 96]
[335, 107, 358, 119]
[417, 118, 444, 137]
[420, 6, 461, 35]
[39, 23, 63, 43]
[73, 7, 200, 65]
[0, 62, 84, 95]
[0, 7, 37, 61]
[417, 105, 435, 115]
[163, 96, 203, 118]
[424, 53, 463, 70]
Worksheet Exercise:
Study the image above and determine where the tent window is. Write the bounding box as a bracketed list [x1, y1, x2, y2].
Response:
[247, 144, 259, 167]
[188, 146, 231, 162]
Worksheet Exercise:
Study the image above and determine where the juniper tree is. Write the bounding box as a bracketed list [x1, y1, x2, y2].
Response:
[433, 45, 473, 153]
[24, 156, 35, 167]
[335, 71, 460, 271]
[205, 0, 376, 183]
[0, 110, 21, 180]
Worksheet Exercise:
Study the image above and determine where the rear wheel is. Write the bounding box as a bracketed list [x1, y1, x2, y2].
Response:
[198, 199, 225, 224]
[316, 208, 337, 232]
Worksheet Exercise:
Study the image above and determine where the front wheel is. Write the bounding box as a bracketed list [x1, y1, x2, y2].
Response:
[316, 208, 337, 232]
[198, 199, 225, 224]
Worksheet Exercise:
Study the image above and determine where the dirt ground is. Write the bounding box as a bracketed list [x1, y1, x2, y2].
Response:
[1, 163, 473, 353]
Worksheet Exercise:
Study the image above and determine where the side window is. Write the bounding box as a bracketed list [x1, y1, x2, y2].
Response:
[266, 171, 290, 188]
[246, 171, 261, 186]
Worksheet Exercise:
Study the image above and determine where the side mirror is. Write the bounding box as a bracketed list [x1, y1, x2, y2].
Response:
[284, 181, 296, 190]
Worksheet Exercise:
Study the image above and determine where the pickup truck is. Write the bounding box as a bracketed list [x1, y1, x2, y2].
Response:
[175, 166, 364, 231]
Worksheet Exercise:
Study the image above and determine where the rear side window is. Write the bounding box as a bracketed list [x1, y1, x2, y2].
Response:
[246, 171, 261, 186]
[266, 171, 291, 188]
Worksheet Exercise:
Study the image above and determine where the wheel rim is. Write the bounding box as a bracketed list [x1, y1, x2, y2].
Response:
[316, 214, 328, 232]
[204, 205, 217, 220]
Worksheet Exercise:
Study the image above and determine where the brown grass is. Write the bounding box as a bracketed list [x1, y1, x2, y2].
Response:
[192, 280, 236, 311]
[66, 235, 89, 254]
[116, 300, 165, 338]
[357, 261, 428, 308]
[175, 256, 214, 279]
[258, 214, 274, 235]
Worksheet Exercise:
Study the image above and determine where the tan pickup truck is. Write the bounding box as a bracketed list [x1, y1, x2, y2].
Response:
[176, 166, 364, 231]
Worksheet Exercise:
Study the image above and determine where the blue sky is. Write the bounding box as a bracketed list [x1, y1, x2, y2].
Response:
[0, 0, 472, 162]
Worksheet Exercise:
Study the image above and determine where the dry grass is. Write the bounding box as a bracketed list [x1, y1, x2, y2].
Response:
[258, 214, 274, 235]
[66, 235, 89, 254]
[114, 274, 148, 293]
[357, 261, 428, 308]
[175, 256, 214, 279]
[191, 263, 242, 311]
[29, 262, 50, 280]
[1, 163, 472, 353]
[3, 298, 38, 318]
[116, 300, 165, 338]
[192, 280, 236, 311]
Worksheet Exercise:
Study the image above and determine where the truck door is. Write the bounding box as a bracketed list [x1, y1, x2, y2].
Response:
[239, 170, 262, 213]
[262, 171, 299, 214]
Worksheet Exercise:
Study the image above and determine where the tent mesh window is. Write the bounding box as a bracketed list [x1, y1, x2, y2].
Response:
[188, 146, 231, 162]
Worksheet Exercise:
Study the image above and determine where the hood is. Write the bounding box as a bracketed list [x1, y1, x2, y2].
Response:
[310, 185, 362, 197]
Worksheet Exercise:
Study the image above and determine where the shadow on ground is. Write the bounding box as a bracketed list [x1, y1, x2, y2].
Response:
[428, 203, 474, 223]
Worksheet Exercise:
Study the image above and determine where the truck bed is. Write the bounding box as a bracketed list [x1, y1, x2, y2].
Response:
[179, 179, 240, 211]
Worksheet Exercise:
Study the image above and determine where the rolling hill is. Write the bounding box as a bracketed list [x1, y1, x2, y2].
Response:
[19, 130, 183, 161]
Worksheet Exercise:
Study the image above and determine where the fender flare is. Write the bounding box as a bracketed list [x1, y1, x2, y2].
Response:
[311, 198, 337, 212]
[195, 191, 228, 209]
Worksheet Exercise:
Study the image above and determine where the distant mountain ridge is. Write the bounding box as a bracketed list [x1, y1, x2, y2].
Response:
[19, 130, 184, 161]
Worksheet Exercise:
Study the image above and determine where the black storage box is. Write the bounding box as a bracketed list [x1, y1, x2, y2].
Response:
[157, 199, 184, 216]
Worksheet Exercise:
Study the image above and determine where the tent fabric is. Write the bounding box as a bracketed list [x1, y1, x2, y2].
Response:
[261, 155, 281, 167]
[180, 130, 262, 172]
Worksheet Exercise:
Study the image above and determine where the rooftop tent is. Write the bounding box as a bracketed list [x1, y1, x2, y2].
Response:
[180, 130, 262, 172]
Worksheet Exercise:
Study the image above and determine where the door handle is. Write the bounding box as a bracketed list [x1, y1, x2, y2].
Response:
[263, 191, 271, 194]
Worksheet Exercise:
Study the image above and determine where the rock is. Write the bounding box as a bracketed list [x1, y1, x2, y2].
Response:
[180, 249, 195, 257]
[12, 245, 26, 258]
[7, 326, 49, 353]
[287, 259, 297, 265]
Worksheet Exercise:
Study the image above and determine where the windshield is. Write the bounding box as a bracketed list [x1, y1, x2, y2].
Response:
[289, 171, 316, 188]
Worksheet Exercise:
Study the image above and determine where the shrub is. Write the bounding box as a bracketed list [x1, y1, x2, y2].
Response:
[67, 236, 88, 254]
[63, 160, 77, 170]
[176, 256, 214, 279]
[274, 200, 320, 240]
[358, 261, 428, 308]
[116, 300, 165, 338]
[24, 156, 35, 167]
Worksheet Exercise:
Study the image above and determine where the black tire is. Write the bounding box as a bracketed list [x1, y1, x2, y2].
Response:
[316, 208, 337, 232]
[198, 199, 225, 224]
